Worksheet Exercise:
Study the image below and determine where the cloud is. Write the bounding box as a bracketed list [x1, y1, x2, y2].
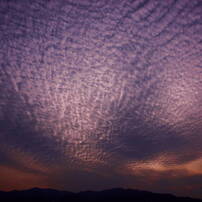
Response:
[124, 155, 202, 177]
[0, 0, 202, 199]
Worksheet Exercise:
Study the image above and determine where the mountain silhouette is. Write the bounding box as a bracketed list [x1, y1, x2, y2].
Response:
[0, 187, 201, 202]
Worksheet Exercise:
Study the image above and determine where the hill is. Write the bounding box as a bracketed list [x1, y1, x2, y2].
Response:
[0, 187, 201, 202]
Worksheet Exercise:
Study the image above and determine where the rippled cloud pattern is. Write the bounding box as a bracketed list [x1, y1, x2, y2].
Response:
[0, 0, 202, 199]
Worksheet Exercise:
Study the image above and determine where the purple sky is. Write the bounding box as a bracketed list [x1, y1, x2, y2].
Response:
[0, 0, 202, 199]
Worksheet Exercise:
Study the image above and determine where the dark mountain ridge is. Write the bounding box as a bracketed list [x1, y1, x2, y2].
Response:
[0, 187, 201, 202]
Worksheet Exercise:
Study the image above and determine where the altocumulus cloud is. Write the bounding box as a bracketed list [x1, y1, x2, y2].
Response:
[0, 0, 202, 199]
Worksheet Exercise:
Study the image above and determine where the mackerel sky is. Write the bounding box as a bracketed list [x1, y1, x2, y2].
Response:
[0, 0, 202, 199]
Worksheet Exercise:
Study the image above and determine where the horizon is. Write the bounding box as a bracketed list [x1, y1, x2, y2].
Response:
[1, 187, 202, 200]
[0, 187, 202, 201]
[0, 0, 202, 200]
[1, 186, 202, 200]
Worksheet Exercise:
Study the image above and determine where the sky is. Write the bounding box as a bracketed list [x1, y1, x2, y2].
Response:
[0, 0, 202, 199]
